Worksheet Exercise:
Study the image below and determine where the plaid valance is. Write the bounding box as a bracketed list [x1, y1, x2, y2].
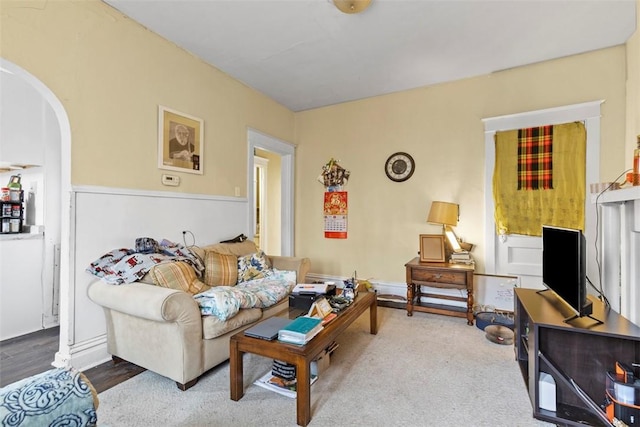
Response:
[518, 125, 553, 190]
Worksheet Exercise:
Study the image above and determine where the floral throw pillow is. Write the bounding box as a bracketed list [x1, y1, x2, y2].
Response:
[237, 250, 271, 283]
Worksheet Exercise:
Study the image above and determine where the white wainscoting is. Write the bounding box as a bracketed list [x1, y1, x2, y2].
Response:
[54, 186, 249, 370]
[593, 186, 640, 326]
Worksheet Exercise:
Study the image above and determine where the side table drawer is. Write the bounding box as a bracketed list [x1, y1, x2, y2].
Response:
[411, 269, 467, 286]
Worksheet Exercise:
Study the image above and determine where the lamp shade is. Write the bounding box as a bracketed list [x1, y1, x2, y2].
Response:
[427, 201, 459, 227]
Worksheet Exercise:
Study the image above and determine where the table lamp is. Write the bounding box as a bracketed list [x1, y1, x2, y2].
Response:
[427, 201, 469, 253]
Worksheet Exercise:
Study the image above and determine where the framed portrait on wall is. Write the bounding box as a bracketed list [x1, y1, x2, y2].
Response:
[419, 234, 445, 262]
[158, 106, 204, 174]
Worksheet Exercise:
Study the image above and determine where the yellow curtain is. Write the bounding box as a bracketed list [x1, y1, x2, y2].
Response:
[493, 121, 585, 236]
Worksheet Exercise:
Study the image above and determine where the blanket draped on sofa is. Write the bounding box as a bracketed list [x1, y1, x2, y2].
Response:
[85, 240, 204, 285]
[193, 269, 296, 321]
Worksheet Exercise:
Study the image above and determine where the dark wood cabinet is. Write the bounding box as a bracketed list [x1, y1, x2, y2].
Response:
[514, 288, 640, 426]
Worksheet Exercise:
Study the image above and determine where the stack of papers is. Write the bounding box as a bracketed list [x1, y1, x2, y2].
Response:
[278, 316, 323, 345]
[254, 371, 318, 398]
[292, 283, 328, 294]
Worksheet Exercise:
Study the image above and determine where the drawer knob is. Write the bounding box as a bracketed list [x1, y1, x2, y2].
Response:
[434, 274, 442, 279]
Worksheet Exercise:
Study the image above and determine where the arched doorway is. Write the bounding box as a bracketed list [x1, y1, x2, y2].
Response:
[0, 58, 72, 366]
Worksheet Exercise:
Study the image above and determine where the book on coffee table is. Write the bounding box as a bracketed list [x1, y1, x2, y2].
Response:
[254, 371, 318, 399]
[278, 316, 323, 345]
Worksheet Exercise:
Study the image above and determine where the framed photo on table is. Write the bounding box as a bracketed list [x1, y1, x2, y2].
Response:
[419, 234, 445, 262]
[158, 106, 204, 174]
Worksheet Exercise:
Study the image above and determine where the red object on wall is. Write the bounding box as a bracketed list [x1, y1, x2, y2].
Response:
[324, 191, 347, 239]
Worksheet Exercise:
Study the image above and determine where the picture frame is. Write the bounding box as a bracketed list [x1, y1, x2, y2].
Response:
[419, 234, 446, 262]
[158, 106, 204, 174]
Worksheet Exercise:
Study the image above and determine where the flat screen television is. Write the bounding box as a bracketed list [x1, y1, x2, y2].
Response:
[542, 225, 593, 321]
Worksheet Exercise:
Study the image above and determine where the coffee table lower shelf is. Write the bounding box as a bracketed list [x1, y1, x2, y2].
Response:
[229, 291, 377, 426]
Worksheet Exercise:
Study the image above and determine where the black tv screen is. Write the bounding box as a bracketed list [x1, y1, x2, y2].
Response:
[542, 225, 592, 318]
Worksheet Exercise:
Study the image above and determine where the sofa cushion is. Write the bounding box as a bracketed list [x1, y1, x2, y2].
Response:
[204, 240, 258, 257]
[204, 252, 238, 286]
[237, 251, 271, 283]
[149, 261, 210, 295]
[202, 308, 262, 339]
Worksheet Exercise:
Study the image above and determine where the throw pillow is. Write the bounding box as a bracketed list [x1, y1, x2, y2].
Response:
[204, 252, 238, 286]
[203, 240, 258, 257]
[150, 261, 210, 295]
[237, 250, 271, 283]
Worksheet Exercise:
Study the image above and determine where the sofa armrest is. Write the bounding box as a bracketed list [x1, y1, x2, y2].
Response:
[88, 280, 204, 387]
[267, 256, 311, 283]
[87, 280, 200, 323]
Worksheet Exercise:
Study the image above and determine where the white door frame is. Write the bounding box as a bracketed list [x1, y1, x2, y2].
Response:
[247, 128, 295, 256]
[482, 101, 602, 285]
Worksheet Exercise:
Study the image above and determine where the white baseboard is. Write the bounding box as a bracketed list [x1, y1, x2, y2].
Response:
[42, 315, 59, 329]
[53, 335, 111, 371]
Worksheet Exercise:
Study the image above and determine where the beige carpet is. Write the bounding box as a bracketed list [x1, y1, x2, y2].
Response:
[97, 307, 553, 426]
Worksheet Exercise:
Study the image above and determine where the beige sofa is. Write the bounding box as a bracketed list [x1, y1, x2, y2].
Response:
[88, 240, 310, 390]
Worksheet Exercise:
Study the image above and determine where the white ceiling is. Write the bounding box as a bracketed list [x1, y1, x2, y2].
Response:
[104, 0, 636, 112]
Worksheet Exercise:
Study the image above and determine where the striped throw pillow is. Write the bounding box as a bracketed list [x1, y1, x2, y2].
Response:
[204, 252, 238, 286]
[150, 261, 209, 295]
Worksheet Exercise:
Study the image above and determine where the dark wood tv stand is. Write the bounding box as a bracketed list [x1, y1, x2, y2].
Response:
[514, 288, 640, 427]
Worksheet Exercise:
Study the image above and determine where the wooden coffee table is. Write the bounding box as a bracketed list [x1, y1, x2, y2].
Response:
[230, 291, 377, 426]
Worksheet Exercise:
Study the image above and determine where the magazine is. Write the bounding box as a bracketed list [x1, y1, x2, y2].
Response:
[254, 371, 318, 398]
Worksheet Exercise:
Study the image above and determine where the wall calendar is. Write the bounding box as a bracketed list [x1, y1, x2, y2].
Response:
[324, 191, 347, 239]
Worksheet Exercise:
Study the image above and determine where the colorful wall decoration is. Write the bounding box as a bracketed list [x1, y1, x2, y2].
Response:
[319, 159, 350, 239]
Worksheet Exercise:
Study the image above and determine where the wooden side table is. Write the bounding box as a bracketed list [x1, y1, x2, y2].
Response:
[405, 257, 474, 325]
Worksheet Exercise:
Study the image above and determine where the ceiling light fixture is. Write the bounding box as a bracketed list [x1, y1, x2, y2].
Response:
[333, 0, 372, 14]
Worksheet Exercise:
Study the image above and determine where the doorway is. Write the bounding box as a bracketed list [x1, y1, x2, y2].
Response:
[482, 101, 602, 289]
[247, 129, 296, 256]
[0, 58, 72, 368]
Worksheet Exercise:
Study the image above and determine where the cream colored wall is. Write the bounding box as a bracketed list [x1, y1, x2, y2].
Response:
[0, 0, 294, 196]
[627, 0, 640, 159]
[1, 0, 631, 285]
[294, 47, 627, 283]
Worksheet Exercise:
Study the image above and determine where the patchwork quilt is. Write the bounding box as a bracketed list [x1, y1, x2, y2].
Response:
[193, 269, 296, 321]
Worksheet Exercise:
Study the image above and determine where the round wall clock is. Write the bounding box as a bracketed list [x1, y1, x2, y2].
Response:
[385, 152, 415, 182]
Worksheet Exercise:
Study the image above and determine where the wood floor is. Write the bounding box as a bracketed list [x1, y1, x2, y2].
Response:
[0, 327, 145, 393]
